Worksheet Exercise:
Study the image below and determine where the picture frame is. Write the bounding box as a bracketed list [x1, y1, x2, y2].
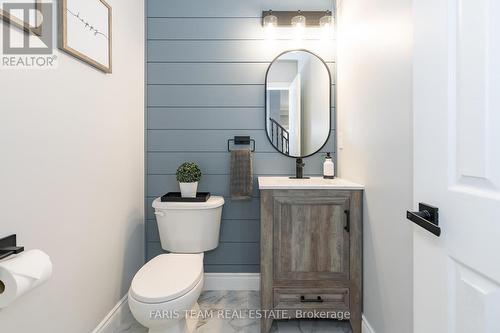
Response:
[0, 0, 42, 35]
[59, 0, 112, 73]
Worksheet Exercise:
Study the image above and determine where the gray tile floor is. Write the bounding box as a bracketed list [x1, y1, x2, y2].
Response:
[115, 291, 352, 333]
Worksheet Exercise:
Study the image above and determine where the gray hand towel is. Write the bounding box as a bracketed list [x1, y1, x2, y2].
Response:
[230, 149, 253, 200]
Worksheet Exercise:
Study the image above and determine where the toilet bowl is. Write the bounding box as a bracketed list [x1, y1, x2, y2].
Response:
[128, 253, 204, 333]
[128, 196, 224, 333]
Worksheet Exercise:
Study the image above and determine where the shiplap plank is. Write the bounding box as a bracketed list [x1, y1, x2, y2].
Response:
[148, 85, 263, 107]
[147, 129, 270, 152]
[147, 129, 335, 153]
[148, 108, 264, 129]
[148, 17, 261, 39]
[148, 63, 268, 84]
[147, 152, 333, 175]
[148, 17, 334, 40]
[221, 198, 260, 219]
[148, 85, 335, 107]
[220, 219, 260, 242]
[147, 63, 336, 85]
[146, 219, 260, 243]
[205, 242, 260, 265]
[146, 242, 162, 261]
[147, 107, 335, 129]
[147, 40, 335, 62]
[146, 219, 159, 242]
[146, 197, 261, 220]
[204, 264, 260, 273]
[147, 0, 333, 18]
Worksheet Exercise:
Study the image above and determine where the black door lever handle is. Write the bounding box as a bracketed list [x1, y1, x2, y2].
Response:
[406, 203, 441, 237]
[0, 235, 24, 260]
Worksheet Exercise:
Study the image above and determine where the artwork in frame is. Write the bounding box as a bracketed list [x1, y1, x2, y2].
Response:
[0, 0, 42, 35]
[59, 0, 112, 73]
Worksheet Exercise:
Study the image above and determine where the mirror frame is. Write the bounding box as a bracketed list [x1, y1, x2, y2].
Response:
[264, 49, 333, 158]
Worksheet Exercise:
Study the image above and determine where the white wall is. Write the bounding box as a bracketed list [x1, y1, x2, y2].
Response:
[0, 0, 144, 332]
[336, 0, 413, 332]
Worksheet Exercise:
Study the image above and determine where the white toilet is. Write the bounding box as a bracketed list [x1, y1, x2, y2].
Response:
[128, 196, 225, 333]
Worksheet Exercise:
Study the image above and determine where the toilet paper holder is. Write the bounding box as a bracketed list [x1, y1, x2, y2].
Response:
[0, 235, 24, 260]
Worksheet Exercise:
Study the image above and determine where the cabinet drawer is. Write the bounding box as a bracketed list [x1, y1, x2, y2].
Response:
[273, 288, 350, 310]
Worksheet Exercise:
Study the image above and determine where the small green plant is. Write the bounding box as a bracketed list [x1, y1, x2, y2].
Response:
[176, 162, 202, 183]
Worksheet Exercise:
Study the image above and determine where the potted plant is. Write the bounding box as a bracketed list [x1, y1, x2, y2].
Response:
[176, 162, 202, 198]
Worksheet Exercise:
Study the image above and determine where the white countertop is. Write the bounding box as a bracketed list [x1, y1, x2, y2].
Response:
[258, 177, 365, 190]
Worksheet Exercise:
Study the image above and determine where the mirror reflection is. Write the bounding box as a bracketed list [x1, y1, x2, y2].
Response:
[266, 50, 331, 157]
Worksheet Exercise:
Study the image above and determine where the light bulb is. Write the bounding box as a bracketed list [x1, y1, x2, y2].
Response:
[263, 13, 278, 39]
[319, 14, 332, 29]
[319, 12, 334, 39]
[263, 13, 278, 28]
[291, 14, 306, 40]
[291, 14, 306, 28]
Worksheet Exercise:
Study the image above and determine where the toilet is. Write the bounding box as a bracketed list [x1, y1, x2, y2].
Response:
[128, 196, 225, 333]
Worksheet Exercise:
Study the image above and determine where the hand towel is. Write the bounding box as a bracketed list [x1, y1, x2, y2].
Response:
[230, 149, 253, 200]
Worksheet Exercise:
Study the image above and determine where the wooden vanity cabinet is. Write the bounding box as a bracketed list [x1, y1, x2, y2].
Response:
[260, 189, 363, 333]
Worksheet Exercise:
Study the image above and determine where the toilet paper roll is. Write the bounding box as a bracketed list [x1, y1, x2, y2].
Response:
[0, 249, 52, 308]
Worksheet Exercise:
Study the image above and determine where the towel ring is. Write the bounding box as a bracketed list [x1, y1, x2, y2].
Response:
[227, 136, 255, 152]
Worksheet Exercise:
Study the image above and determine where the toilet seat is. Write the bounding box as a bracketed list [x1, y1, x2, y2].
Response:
[129, 253, 203, 304]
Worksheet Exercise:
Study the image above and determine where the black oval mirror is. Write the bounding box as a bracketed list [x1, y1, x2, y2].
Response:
[265, 50, 331, 158]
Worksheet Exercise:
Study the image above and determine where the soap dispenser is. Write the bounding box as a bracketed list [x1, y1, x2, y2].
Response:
[323, 152, 335, 179]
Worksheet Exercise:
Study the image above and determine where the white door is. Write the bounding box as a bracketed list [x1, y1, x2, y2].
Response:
[413, 0, 500, 332]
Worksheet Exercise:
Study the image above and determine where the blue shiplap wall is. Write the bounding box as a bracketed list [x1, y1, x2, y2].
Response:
[146, 0, 336, 272]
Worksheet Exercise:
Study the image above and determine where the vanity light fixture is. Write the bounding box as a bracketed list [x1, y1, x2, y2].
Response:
[261, 10, 333, 28]
[261, 10, 333, 39]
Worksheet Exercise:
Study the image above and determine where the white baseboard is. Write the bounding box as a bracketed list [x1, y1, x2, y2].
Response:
[91, 295, 128, 333]
[203, 273, 260, 291]
[362, 314, 376, 333]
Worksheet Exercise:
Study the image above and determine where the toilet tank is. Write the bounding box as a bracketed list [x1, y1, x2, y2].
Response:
[152, 196, 225, 253]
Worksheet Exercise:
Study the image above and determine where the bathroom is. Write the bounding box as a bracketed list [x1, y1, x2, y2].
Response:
[0, 0, 498, 332]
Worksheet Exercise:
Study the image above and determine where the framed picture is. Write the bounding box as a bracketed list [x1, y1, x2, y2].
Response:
[59, 0, 112, 73]
[0, 0, 42, 35]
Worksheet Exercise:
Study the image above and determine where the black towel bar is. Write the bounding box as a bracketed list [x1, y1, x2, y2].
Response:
[227, 136, 255, 152]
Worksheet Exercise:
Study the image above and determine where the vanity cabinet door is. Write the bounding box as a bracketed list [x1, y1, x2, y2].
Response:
[273, 194, 350, 282]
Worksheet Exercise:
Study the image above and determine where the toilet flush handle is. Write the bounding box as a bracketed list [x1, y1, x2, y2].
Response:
[154, 211, 165, 217]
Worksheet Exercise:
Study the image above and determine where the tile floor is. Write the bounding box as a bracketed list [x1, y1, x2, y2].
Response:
[114, 291, 352, 333]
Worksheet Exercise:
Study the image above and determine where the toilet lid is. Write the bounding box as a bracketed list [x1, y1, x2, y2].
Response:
[129, 253, 203, 303]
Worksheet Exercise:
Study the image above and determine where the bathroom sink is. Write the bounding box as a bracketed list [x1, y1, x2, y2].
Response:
[258, 177, 365, 190]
